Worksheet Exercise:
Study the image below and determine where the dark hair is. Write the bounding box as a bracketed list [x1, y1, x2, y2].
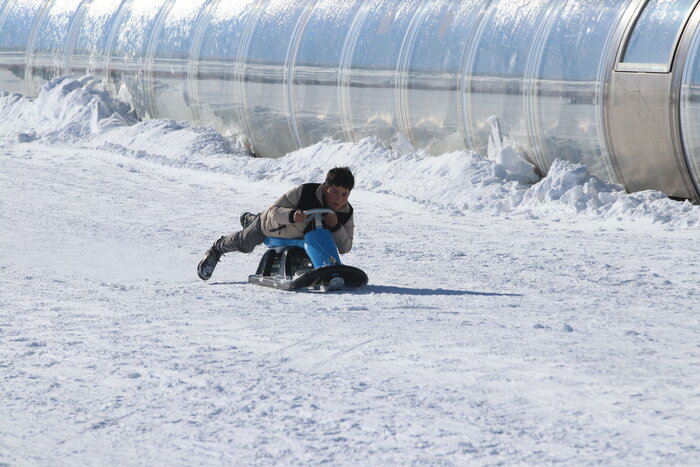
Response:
[324, 167, 354, 190]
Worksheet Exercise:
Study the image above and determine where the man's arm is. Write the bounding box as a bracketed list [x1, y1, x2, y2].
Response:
[264, 185, 304, 225]
[330, 215, 353, 254]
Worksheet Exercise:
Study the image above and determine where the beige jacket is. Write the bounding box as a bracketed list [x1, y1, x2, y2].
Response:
[260, 184, 354, 253]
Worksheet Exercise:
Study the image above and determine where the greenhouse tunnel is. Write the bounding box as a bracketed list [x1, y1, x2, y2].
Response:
[2, 0, 700, 202]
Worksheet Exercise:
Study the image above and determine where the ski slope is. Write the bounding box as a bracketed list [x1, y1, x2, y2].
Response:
[2, 76, 700, 465]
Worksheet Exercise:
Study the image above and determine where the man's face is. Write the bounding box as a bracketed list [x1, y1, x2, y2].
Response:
[323, 184, 351, 210]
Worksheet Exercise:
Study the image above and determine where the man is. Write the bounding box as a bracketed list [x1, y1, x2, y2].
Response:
[197, 167, 355, 280]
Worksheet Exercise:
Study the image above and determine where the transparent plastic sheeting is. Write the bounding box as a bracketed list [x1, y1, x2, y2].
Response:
[622, 0, 695, 66]
[0, 0, 699, 197]
[682, 18, 700, 193]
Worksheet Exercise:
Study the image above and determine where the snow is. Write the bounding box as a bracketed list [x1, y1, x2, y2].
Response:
[2, 75, 700, 465]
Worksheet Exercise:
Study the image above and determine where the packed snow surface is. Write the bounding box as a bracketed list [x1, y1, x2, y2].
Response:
[2, 76, 700, 465]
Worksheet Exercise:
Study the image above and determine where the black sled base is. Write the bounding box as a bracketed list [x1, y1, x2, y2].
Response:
[248, 246, 368, 291]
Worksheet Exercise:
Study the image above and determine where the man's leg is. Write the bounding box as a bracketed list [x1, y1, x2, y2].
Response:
[198, 215, 265, 280]
[217, 215, 265, 254]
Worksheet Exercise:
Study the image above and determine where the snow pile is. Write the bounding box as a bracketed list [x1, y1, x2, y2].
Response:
[0, 75, 136, 143]
[242, 138, 532, 215]
[0, 75, 240, 160]
[2, 74, 700, 228]
[95, 119, 237, 164]
[520, 160, 700, 226]
[242, 138, 700, 227]
[487, 115, 539, 185]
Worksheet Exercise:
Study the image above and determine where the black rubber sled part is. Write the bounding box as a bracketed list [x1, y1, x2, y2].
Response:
[248, 246, 368, 291]
[249, 264, 368, 291]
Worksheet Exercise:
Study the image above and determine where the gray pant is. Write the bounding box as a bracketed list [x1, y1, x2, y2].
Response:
[217, 215, 266, 254]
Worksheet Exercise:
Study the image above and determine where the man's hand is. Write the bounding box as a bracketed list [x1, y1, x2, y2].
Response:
[324, 212, 338, 228]
[293, 210, 306, 223]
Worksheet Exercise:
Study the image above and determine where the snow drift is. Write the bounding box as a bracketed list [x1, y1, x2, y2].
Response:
[2, 74, 699, 228]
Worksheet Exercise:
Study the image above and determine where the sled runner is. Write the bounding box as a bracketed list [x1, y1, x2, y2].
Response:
[248, 208, 368, 291]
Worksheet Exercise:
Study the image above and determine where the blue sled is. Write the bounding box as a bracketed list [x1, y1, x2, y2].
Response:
[248, 209, 368, 291]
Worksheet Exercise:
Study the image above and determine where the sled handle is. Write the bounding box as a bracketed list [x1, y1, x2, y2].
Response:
[304, 208, 334, 229]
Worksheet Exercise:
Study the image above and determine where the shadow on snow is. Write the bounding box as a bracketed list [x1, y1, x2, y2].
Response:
[357, 285, 521, 297]
[206, 281, 520, 297]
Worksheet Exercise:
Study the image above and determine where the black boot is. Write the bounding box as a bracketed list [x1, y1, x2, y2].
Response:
[197, 237, 224, 280]
[240, 212, 258, 228]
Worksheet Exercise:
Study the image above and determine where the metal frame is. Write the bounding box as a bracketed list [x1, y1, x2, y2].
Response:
[604, 0, 700, 200]
[674, 2, 700, 199]
[615, 0, 700, 73]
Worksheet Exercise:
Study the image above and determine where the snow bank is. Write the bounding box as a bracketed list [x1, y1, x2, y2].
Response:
[0, 75, 240, 160]
[240, 138, 700, 227]
[2, 75, 700, 228]
[0, 75, 136, 143]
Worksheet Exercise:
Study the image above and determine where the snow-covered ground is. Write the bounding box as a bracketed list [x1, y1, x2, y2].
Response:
[2, 76, 700, 465]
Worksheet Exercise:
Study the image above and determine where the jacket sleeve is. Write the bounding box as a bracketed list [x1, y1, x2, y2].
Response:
[332, 214, 354, 254]
[265, 185, 304, 225]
